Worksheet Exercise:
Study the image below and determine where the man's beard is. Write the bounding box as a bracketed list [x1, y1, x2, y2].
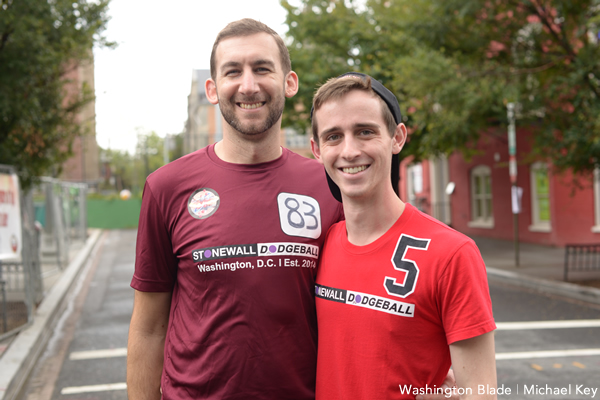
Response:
[220, 92, 285, 136]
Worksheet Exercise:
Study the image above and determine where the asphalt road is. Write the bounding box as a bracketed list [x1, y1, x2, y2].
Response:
[490, 280, 600, 399]
[19, 230, 600, 400]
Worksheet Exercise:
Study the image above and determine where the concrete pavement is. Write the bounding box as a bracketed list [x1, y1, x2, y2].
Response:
[0, 229, 104, 400]
[472, 235, 600, 305]
[0, 229, 599, 400]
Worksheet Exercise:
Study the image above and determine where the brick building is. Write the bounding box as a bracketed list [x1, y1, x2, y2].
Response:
[399, 129, 599, 247]
[59, 56, 101, 185]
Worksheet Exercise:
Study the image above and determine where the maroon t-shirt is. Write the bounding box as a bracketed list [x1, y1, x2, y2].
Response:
[132, 144, 343, 399]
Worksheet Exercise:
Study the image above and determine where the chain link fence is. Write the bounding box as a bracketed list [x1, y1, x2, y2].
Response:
[0, 173, 88, 341]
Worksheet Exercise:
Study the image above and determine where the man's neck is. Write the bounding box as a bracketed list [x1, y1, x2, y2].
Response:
[215, 124, 282, 164]
[343, 191, 405, 246]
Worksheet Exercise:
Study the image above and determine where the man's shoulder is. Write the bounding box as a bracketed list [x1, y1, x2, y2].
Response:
[403, 206, 484, 274]
[146, 147, 210, 188]
[406, 205, 473, 248]
[281, 149, 332, 193]
[284, 149, 324, 170]
[322, 220, 346, 245]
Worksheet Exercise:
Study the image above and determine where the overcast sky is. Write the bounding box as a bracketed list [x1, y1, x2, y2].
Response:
[93, 0, 289, 153]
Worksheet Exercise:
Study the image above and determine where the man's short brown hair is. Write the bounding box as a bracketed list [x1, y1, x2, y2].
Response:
[311, 75, 398, 146]
[210, 18, 291, 80]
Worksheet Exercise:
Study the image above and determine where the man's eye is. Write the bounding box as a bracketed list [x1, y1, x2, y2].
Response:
[326, 134, 341, 142]
[256, 67, 271, 73]
[359, 130, 374, 136]
[225, 70, 240, 76]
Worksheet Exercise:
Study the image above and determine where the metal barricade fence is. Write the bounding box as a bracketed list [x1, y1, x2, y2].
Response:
[1, 176, 88, 340]
[38, 178, 88, 270]
[0, 187, 39, 340]
[564, 244, 600, 281]
[0, 261, 32, 336]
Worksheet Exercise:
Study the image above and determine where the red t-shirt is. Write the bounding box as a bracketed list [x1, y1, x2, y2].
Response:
[132, 144, 343, 399]
[315, 204, 496, 399]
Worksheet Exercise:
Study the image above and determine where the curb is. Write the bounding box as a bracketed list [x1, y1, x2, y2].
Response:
[487, 266, 600, 305]
[0, 229, 104, 400]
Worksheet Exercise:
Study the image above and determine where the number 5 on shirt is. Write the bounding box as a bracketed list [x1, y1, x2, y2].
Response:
[384, 235, 429, 298]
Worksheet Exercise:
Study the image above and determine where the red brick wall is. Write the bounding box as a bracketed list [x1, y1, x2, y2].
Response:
[60, 57, 100, 183]
[447, 128, 598, 246]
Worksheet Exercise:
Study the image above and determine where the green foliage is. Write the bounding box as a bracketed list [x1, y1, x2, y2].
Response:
[136, 131, 166, 178]
[100, 132, 184, 195]
[0, 0, 112, 189]
[99, 147, 136, 193]
[170, 132, 185, 161]
[283, 0, 600, 172]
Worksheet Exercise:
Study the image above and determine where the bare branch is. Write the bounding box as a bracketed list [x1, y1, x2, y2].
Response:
[465, 57, 564, 78]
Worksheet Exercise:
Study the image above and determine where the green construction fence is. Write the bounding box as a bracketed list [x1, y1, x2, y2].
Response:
[86, 197, 142, 229]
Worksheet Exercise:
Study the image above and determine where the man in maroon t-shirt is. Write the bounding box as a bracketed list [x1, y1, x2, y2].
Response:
[127, 18, 456, 400]
[126, 19, 342, 400]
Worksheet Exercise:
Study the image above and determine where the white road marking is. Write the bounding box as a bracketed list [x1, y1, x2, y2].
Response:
[69, 347, 127, 360]
[59, 349, 600, 394]
[496, 348, 600, 360]
[496, 319, 600, 330]
[61, 382, 127, 395]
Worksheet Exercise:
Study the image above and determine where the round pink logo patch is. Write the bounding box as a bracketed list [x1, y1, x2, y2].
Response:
[188, 188, 220, 219]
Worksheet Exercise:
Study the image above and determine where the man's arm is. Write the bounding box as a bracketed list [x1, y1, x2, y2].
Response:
[416, 369, 456, 400]
[449, 331, 497, 399]
[127, 290, 172, 400]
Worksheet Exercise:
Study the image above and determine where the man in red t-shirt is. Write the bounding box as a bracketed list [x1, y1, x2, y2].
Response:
[310, 73, 497, 399]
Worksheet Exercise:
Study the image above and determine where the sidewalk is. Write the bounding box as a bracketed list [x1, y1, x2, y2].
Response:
[471, 235, 600, 305]
[0, 229, 104, 400]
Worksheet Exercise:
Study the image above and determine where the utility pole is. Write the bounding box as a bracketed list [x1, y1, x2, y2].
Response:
[507, 103, 520, 267]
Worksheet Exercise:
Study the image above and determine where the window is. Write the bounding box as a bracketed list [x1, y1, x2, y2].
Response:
[407, 163, 425, 211]
[529, 162, 551, 232]
[593, 168, 600, 233]
[468, 166, 494, 228]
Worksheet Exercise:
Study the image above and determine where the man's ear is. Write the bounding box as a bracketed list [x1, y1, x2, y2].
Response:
[392, 123, 408, 155]
[285, 71, 299, 98]
[205, 79, 219, 105]
[310, 137, 323, 164]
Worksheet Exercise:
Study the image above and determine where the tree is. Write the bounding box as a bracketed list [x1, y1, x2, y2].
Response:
[0, 0, 112, 189]
[100, 148, 135, 193]
[169, 132, 185, 162]
[282, 0, 600, 173]
[99, 132, 185, 196]
[136, 131, 166, 179]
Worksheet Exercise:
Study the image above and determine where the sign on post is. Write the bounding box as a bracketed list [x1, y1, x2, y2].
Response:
[506, 103, 519, 266]
[507, 103, 517, 184]
[0, 171, 22, 260]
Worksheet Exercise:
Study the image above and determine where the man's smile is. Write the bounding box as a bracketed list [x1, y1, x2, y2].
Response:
[341, 165, 369, 174]
[238, 102, 266, 109]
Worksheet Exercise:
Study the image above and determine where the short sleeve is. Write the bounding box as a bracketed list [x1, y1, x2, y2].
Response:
[437, 240, 496, 344]
[131, 180, 178, 292]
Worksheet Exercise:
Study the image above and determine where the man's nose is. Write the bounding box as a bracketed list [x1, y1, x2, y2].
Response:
[239, 69, 259, 95]
[340, 135, 361, 160]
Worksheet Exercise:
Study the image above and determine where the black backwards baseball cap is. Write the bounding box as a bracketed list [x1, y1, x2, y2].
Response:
[311, 72, 402, 202]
